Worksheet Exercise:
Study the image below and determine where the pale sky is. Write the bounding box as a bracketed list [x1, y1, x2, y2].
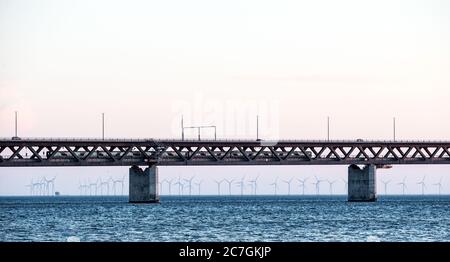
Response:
[0, 0, 449, 195]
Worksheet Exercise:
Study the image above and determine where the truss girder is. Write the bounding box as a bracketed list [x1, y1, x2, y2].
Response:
[0, 140, 449, 167]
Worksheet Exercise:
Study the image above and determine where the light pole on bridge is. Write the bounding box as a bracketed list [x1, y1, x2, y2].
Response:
[102, 113, 105, 140]
[393, 117, 396, 141]
[181, 115, 185, 140]
[327, 116, 330, 141]
[257, 115, 259, 141]
[14, 111, 18, 138]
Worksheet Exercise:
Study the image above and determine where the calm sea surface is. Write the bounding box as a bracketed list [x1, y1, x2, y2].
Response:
[1, 195, 449, 242]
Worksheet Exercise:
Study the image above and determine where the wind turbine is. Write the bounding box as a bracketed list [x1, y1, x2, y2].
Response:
[297, 177, 309, 195]
[269, 177, 278, 195]
[342, 179, 348, 194]
[120, 175, 125, 195]
[45, 176, 56, 196]
[78, 180, 84, 196]
[98, 178, 104, 195]
[381, 179, 391, 195]
[100, 178, 110, 195]
[326, 180, 337, 195]
[158, 180, 163, 195]
[41, 177, 49, 195]
[214, 179, 224, 195]
[89, 179, 98, 196]
[397, 177, 407, 195]
[30, 178, 37, 196]
[223, 179, 235, 196]
[174, 177, 185, 196]
[113, 175, 125, 195]
[108, 176, 114, 195]
[249, 175, 260, 195]
[282, 177, 294, 195]
[194, 180, 203, 195]
[41, 178, 48, 195]
[106, 177, 111, 195]
[433, 177, 443, 195]
[83, 180, 89, 195]
[166, 178, 174, 195]
[183, 176, 195, 196]
[311, 176, 324, 195]
[417, 176, 426, 195]
[235, 176, 246, 196]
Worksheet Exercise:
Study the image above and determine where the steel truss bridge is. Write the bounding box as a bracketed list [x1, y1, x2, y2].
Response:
[1, 138, 450, 167]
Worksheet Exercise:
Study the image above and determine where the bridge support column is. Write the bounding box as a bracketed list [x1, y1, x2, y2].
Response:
[129, 165, 159, 203]
[348, 164, 377, 202]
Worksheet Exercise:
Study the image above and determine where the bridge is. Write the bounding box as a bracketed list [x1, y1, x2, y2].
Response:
[1, 138, 450, 202]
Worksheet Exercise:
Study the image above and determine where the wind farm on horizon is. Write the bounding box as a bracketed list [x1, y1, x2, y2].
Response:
[22, 173, 446, 197]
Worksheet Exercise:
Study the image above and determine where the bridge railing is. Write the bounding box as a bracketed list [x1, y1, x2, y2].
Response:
[1, 137, 450, 143]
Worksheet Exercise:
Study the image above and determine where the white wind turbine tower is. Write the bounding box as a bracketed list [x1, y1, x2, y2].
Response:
[166, 178, 174, 195]
[34, 180, 40, 196]
[99, 178, 110, 195]
[96, 178, 102, 196]
[249, 175, 259, 195]
[45, 176, 56, 195]
[87, 180, 92, 195]
[235, 176, 246, 196]
[30, 178, 37, 196]
[41, 177, 49, 195]
[89, 179, 98, 196]
[312, 176, 324, 195]
[214, 179, 224, 196]
[433, 177, 443, 195]
[194, 180, 203, 195]
[282, 177, 294, 195]
[342, 179, 348, 194]
[417, 176, 426, 195]
[79, 180, 84, 195]
[297, 177, 309, 195]
[158, 180, 162, 194]
[184, 176, 195, 196]
[97, 178, 103, 195]
[326, 180, 337, 195]
[43, 178, 49, 195]
[381, 179, 391, 195]
[174, 176, 185, 196]
[120, 175, 125, 195]
[84, 180, 90, 195]
[223, 179, 235, 196]
[108, 176, 114, 195]
[269, 177, 279, 195]
[113, 175, 125, 195]
[398, 177, 407, 195]
[36, 178, 45, 196]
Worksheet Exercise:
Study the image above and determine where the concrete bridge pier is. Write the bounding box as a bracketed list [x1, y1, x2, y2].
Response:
[129, 165, 159, 203]
[348, 164, 377, 202]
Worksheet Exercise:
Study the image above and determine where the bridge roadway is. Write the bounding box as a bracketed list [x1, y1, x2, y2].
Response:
[1, 138, 450, 203]
[1, 138, 450, 167]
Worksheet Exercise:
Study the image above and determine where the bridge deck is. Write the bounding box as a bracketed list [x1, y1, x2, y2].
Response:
[1, 138, 450, 167]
